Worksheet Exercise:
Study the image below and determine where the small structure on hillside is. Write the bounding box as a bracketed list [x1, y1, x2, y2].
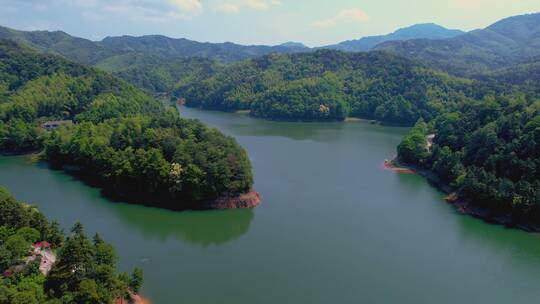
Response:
[32, 241, 51, 250]
[30, 241, 56, 275]
[41, 120, 73, 130]
[426, 134, 436, 151]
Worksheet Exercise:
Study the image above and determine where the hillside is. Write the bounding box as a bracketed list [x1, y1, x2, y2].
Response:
[96, 54, 221, 94]
[376, 13, 540, 76]
[174, 50, 476, 124]
[324, 23, 464, 52]
[0, 186, 144, 303]
[398, 91, 540, 226]
[475, 56, 540, 86]
[0, 40, 255, 209]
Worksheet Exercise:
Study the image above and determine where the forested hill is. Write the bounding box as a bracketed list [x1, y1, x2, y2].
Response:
[0, 40, 255, 209]
[95, 55, 221, 95]
[0, 25, 307, 66]
[475, 57, 540, 87]
[174, 50, 476, 124]
[397, 92, 540, 227]
[0, 186, 144, 303]
[376, 13, 540, 76]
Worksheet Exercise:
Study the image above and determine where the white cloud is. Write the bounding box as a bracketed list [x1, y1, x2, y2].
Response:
[215, 3, 241, 13]
[65, 0, 204, 22]
[244, 0, 274, 10]
[313, 8, 369, 28]
[169, 0, 202, 13]
[214, 0, 281, 14]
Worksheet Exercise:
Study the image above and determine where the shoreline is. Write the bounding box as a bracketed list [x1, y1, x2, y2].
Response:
[202, 190, 261, 210]
[2, 153, 261, 212]
[387, 158, 540, 233]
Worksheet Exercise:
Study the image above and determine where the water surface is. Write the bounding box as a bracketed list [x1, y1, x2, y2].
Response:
[1, 107, 539, 304]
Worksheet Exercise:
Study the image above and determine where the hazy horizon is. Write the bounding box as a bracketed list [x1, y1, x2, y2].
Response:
[1, 0, 539, 47]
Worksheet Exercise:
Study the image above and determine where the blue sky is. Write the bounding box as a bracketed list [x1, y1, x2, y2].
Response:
[1, 0, 539, 46]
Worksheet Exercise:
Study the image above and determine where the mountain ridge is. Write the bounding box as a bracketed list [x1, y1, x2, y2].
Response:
[375, 12, 540, 76]
[0, 25, 308, 64]
[323, 23, 464, 52]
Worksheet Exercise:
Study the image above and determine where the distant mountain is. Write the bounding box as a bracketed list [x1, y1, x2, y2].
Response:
[324, 23, 464, 52]
[0, 26, 307, 65]
[375, 13, 540, 76]
[99, 35, 308, 63]
[280, 41, 308, 48]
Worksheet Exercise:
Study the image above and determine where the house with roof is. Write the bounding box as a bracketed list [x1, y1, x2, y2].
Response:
[41, 120, 73, 130]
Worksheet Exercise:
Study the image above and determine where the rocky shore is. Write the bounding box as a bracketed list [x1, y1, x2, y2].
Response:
[202, 190, 261, 210]
[114, 292, 150, 304]
[388, 158, 540, 233]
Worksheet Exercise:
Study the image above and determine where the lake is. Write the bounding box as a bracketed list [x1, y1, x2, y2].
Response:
[1, 106, 540, 304]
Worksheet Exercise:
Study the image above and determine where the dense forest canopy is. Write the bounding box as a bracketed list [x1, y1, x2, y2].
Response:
[0, 40, 254, 209]
[0, 186, 143, 304]
[99, 55, 221, 94]
[398, 91, 540, 223]
[174, 50, 480, 124]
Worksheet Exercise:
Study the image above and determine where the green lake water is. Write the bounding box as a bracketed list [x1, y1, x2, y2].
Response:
[1, 106, 540, 303]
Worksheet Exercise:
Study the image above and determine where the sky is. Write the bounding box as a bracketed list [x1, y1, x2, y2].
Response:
[1, 0, 539, 47]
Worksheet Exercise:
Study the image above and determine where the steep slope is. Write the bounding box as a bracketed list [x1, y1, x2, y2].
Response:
[325, 23, 464, 52]
[376, 13, 540, 76]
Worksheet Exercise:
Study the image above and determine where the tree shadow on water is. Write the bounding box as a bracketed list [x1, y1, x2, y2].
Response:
[32, 158, 256, 247]
[111, 206, 255, 247]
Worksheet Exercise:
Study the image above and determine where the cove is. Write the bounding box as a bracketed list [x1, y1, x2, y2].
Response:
[1, 106, 540, 304]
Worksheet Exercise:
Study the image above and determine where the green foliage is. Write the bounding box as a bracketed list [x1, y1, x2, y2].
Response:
[44, 113, 253, 206]
[129, 268, 143, 293]
[15, 228, 40, 244]
[0, 188, 139, 303]
[175, 50, 474, 124]
[398, 94, 540, 221]
[397, 120, 429, 165]
[0, 40, 254, 208]
[108, 56, 220, 94]
[0, 190, 62, 248]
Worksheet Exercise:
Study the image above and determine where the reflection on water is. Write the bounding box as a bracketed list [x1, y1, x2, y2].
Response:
[393, 160, 540, 267]
[111, 206, 254, 246]
[0, 155, 254, 247]
[179, 107, 403, 143]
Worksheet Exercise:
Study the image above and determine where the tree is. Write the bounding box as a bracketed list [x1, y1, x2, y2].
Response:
[129, 268, 144, 293]
[398, 120, 429, 165]
[93, 234, 117, 267]
[15, 227, 40, 244]
[45, 223, 95, 295]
